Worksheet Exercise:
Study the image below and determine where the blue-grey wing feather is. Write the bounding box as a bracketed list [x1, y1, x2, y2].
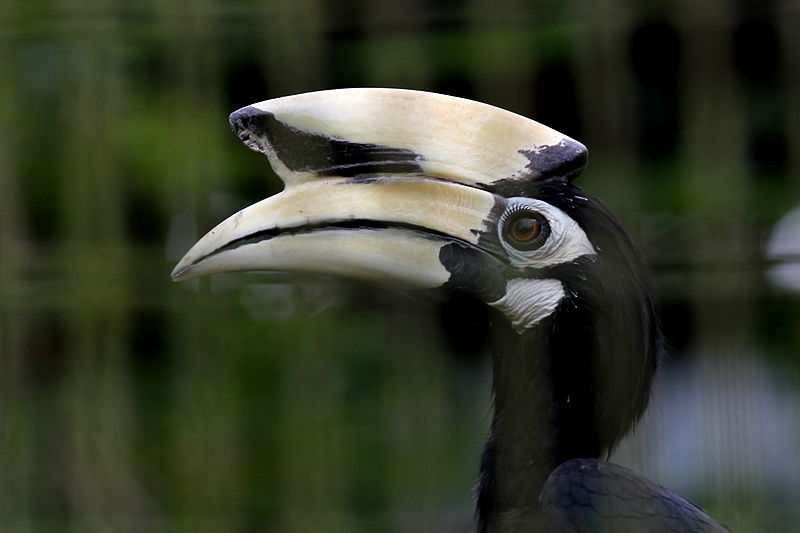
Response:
[540, 458, 731, 532]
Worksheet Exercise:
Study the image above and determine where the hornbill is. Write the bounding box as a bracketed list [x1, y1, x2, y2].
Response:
[172, 88, 729, 532]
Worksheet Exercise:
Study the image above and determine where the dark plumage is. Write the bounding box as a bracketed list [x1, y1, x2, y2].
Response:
[173, 89, 730, 532]
[541, 459, 729, 532]
[471, 180, 725, 531]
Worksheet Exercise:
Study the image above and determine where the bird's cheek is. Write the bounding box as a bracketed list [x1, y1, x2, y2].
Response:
[439, 242, 508, 301]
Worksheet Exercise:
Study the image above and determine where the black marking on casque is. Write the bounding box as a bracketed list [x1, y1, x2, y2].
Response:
[483, 140, 588, 198]
[520, 141, 588, 181]
[229, 106, 424, 177]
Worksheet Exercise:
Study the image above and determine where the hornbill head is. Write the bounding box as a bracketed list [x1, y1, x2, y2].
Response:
[172, 87, 659, 465]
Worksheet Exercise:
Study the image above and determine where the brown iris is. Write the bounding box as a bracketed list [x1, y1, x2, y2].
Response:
[510, 217, 540, 242]
[502, 209, 549, 251]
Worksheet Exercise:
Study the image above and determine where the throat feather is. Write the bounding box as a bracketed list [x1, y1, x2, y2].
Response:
[488, 278, 564, 333]
[477, 326, 559, 532]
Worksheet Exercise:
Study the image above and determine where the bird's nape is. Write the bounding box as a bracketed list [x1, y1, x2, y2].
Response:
[172, 88, 729, 532]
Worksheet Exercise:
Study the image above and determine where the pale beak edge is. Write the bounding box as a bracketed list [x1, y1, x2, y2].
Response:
[171, 177, 498, 289]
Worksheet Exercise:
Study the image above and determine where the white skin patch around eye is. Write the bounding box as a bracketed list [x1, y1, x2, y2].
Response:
[499, 198, 595, 269]
[489, 278, 565, 333]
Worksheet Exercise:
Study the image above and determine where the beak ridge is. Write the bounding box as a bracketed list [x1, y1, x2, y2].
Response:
[171, 177, 499, 287]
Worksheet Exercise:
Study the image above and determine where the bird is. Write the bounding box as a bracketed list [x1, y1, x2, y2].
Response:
[172, 88, 730, 532]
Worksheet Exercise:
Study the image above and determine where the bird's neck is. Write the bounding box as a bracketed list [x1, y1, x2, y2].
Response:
[476, 319, 602, 532]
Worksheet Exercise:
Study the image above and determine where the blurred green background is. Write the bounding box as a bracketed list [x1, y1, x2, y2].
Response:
[3, 0, 800, 531]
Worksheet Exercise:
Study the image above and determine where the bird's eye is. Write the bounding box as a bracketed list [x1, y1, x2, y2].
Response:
[502, 209, 550, 251]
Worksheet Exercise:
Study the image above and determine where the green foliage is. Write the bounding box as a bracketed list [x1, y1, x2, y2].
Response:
[1, 1, 799, 531]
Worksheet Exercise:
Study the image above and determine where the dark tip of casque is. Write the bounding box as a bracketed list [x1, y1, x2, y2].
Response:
[229, 106, 263, 137]
[228, 106, 274, 153]
[519, 140, 588, 183]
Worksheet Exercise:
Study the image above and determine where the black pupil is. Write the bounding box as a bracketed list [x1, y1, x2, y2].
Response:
[503, 210, 549, 252]
[511, 217, 540, 242]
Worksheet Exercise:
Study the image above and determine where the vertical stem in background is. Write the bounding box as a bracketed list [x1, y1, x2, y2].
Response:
[777, 9, 800, 526]
[383, 309, 454, 533]
[573, 0, 641, 222]
[0, 2, 34, 531]
[262, 0, 326, 95]
[364, 0, 431, 88]
[168, 293, 243, 530]
[467, 0, 536, 115]
[152, 0, 243, 529]
[780, 7, 800, 200]
[675, 0, 755, 526]
[158, 3, 227, 212]
[56, 1, 143, 530]
[274, 312, 350, 533]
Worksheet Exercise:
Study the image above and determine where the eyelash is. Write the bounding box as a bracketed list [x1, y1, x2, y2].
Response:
[500, 205, 551, 252]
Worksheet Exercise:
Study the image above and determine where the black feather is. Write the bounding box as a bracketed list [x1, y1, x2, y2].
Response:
[475, 181, 669, 531]
[540, 459, 731, 532]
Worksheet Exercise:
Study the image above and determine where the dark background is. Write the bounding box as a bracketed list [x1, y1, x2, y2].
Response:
[2, 0, 800, 531]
